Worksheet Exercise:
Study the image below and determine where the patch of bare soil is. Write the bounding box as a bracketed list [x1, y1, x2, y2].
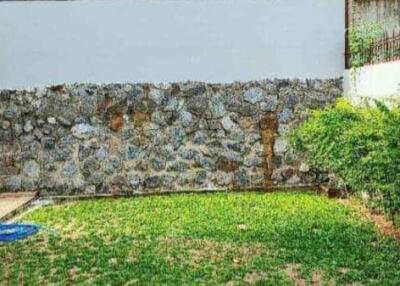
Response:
[243, 272, 268, 285]
[340, 199, 400, 242]
[311, 270, 324, 286]
[0, 251, 14, 283]
[285, 264, 306, 286]
[157, 237, 265, 269]
[68, 266, 80, 281]
[285, 264, 328, 286]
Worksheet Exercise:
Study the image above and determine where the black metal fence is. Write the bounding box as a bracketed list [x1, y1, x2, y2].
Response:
[346, 31, 400, 69]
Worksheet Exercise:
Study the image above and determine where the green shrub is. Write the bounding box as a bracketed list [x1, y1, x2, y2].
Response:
[291, 99, 400, 224]
[348, 22, 383, 68]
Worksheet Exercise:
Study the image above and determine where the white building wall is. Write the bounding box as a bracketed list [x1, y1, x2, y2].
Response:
[0, 0, 344, 89]
[344, 61, 400, 105]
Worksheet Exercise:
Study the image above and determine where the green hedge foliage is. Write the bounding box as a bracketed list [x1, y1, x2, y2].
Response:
[291, 99, 400, 224]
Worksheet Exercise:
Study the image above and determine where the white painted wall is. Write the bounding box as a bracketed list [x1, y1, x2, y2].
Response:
[0, 0, 344, 89]
[344, 61, 400, 105]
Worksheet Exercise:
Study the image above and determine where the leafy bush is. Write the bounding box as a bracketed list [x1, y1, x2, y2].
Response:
[291, 99, 400, 224]
[348, 22, 383, 68]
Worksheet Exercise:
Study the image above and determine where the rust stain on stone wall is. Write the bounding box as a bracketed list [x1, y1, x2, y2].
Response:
[48, 84, 66, 94]
[97, 97, 113, 115]
[110, 112, 124, 132]
[260, 112, 278, 189]
[216, 156, 239, 172]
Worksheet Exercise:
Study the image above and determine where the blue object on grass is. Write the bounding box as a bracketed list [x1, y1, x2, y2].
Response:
[0, 224, 39, 242]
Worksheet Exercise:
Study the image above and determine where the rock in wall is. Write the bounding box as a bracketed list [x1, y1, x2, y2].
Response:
[0, 79, 342, 195]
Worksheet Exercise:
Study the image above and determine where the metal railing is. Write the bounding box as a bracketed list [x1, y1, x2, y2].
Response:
[346, 31, 400, 68]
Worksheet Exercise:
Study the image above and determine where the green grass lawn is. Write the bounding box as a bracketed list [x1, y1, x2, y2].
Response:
[1, 192, 399, 285]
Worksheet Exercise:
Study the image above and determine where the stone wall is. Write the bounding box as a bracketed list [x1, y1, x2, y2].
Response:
[0, 79, 342, 195]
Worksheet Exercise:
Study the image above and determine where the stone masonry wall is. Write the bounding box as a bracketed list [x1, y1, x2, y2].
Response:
[0, 79, 342, 195]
